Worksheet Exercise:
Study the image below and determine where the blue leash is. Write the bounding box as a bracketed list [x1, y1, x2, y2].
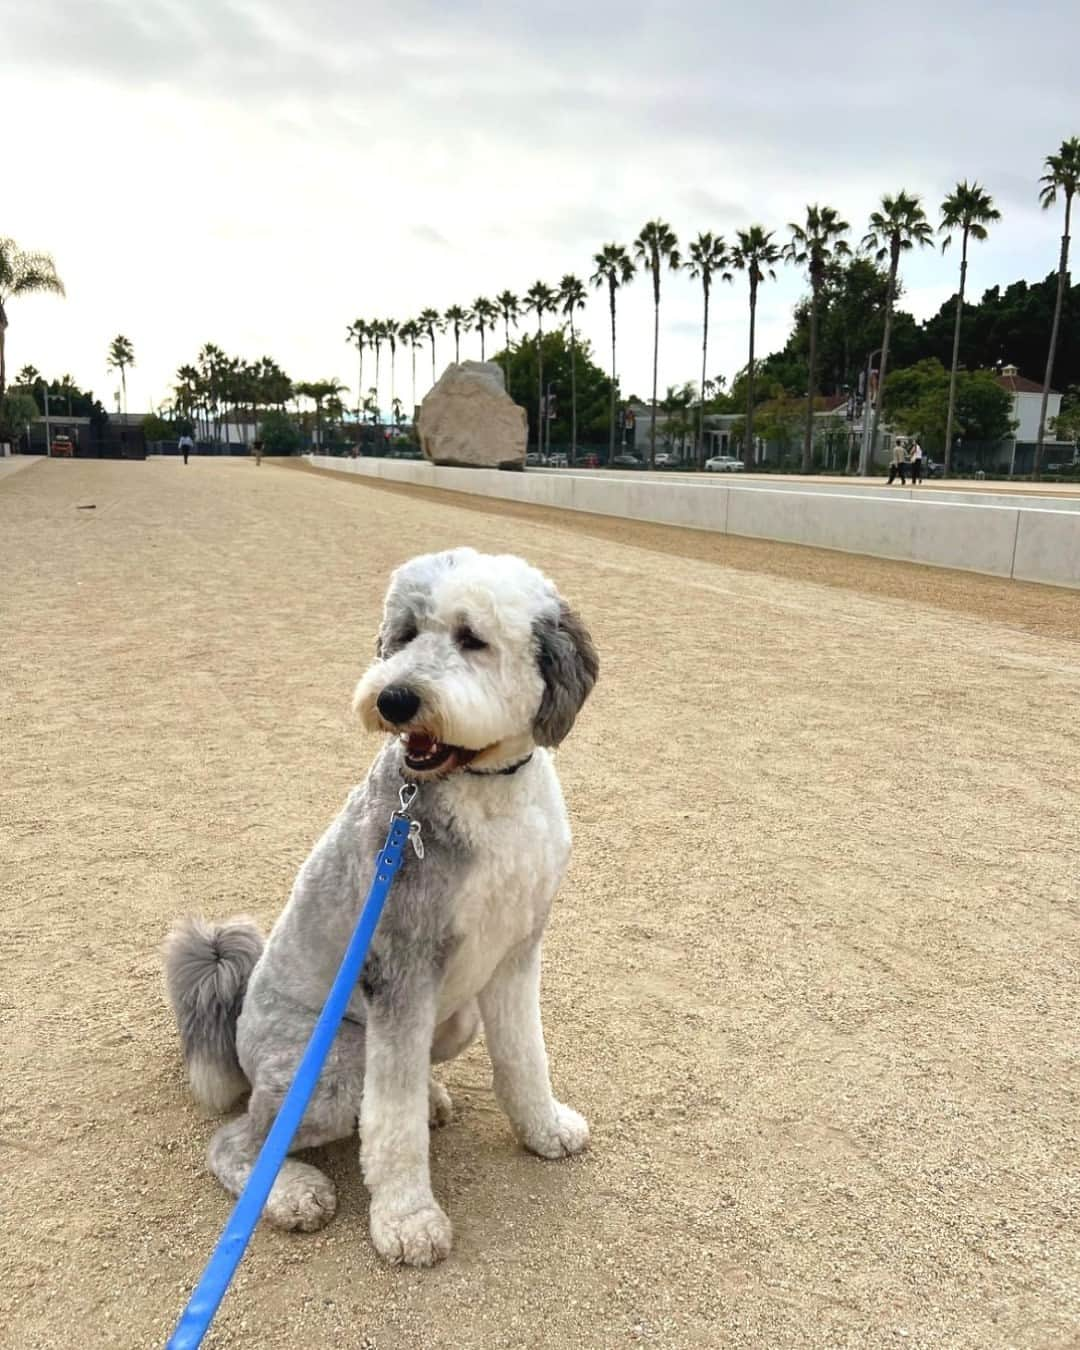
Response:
[166, 783, 422, 1350]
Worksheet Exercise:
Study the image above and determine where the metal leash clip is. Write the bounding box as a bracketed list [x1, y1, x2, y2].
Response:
[394, 783, 424, 859]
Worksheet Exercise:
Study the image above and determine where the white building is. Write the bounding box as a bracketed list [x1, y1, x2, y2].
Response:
[995, 364, 1061, 443]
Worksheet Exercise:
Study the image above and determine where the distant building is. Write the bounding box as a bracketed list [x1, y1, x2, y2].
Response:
[994, 364, 1061, 443]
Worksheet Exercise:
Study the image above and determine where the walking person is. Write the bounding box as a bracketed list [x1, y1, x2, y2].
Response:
[178, 432, 194, 466]
[887, 441, 908, 486]
[252, 438, 264, 468]
[909, 437, 924, 486]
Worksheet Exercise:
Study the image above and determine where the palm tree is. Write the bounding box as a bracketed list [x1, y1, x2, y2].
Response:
[399, 320, 421, 412]
[558, 274, 587, 464]
[369, 321, 386, 426]
[495, 290, 520, 389]
[524, 282, 557, 456]
[295, 379, 345, 449]
[861, 192, 934, 468]
[633, 220, 681, 468]
[419, 308, 443, 384]
[784, 206, 851, 473]
[16, 364, 40, 386]
[939, 183, 1000, 476]
[443, 306, 470, 364]
[590, 244, 636, 465]
[198, 342, 227, 441]
[107, 335, 135, 416]
[1035, 137, 1080, 480]
[470, 297, 499, 361]
[384, 319, 400, 412]
[346, 319, 368, 427]
[686, 232, 730, 468]
[728, 226, 782, 469]
[0, 238, 64, 406]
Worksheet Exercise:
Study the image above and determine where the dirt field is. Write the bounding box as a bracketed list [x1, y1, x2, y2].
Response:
[2, 458, 1079, 1350]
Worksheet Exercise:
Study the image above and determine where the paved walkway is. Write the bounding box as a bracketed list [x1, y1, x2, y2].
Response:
[3, 459, 1079, 1349]
[0, 454, 44, 480]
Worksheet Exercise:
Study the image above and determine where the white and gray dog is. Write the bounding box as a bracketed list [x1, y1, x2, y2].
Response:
[164, 547, 598, 1266]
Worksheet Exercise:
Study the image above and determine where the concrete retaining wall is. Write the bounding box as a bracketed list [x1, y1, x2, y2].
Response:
[305, 456, 1079, 589]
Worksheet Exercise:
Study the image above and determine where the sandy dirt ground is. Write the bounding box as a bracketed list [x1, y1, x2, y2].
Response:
[2, 457, 1079, 1350]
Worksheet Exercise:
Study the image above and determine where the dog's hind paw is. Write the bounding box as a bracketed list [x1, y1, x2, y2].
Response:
[264, 1163, 337, 1232]
[521, 1102, 590, 1160]
[370, 1201, 453, 1267]
[428, 1078, 454, 1128]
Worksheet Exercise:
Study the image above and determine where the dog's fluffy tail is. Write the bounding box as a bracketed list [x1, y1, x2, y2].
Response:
[163, 916, 264, 1112]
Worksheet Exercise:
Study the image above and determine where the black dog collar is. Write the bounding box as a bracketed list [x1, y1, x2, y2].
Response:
[464, 754, 534, 778]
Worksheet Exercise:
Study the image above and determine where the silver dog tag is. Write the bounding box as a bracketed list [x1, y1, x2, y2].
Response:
[408, 820, 424, 861]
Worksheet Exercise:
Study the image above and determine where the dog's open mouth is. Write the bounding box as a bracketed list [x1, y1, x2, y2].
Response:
[401, 731, 478, 774]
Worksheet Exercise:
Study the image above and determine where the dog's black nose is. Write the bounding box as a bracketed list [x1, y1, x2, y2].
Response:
[377, 685, 421, 725]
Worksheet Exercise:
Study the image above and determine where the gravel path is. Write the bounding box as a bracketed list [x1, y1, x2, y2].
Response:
[3, 458, 1079, 1350]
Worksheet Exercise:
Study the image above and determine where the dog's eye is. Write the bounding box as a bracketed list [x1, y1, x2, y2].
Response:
[456, 626, 488, 652]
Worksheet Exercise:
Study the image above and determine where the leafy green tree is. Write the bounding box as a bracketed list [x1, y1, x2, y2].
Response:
[470, 297, 499, 361]
[1035, 136, 1080, 478]
[557, 274, 587, 462]
[0, 390, 38, 447]
[784, 205, 850, 472]
[0, 238, 64, 409]
[883, 358, 1014, 449]
[1051, 385, 1080, 446]
[493, 329, 613, 452]
[590, 243, 635, 464]
[16, 363, 40, 386]
[495, 290, 520, 389]
[728, 226, 782, 468]
[443, 305, 470, 364]
[107, 335, 135, 415]
[255, 407, 301, 456]
[419, 308, 443, 384]
[939, 182, 1000, 474]
[633, 219, 681, 468]
[862, 191, 934, 464]
[686, 232, 729, 466]
[524, 282, 557, 454]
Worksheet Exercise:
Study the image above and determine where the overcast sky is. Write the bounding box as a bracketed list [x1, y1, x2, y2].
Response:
[3, 0, 1077, 416]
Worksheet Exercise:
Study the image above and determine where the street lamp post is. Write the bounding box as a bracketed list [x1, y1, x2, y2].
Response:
[858, 348, 883, 476]
[43, 389, 56, 456]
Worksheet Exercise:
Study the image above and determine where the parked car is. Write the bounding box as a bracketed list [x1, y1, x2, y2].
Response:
[704, 455, 744, 472]
[654, 453, 682, 468]
[548, 452, 568, 468]
[525, 451, 542, 466]
[610, 453, 644, 468]
[50, 434, 75, 457]
[578, 453, 600, 468]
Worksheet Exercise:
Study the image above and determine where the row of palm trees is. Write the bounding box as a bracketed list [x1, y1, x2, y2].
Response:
[171, 344, 295, 444]
[349, 136, 1076, 477]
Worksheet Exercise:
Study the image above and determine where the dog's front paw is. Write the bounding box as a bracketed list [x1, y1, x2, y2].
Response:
[370, 1201, 453, 1267]
[522, 1102, 590, 1160]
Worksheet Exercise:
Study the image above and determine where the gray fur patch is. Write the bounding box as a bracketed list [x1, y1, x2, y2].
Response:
[532, 601, 599, 746]
[376, 549, 475, 658]
[164, 915, 264, 1104]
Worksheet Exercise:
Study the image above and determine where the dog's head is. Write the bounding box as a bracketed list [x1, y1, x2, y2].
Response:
[353, 548, 598, 777]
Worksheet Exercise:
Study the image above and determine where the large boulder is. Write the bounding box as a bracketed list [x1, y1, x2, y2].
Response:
[418, 361, 527, 469]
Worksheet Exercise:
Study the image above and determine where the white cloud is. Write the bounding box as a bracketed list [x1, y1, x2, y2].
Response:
[2, 0, 1076, 412]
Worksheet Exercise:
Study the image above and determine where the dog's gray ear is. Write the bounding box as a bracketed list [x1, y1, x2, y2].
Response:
[532, 601, 599, 747]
